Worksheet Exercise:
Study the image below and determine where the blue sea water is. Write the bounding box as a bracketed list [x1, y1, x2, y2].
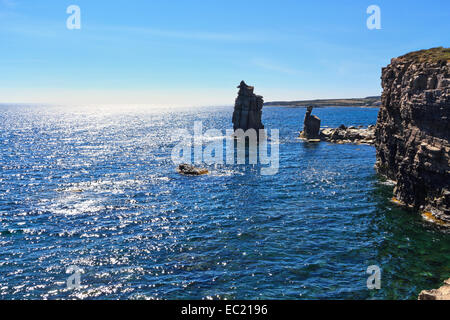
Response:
[0, 104, 449, 300]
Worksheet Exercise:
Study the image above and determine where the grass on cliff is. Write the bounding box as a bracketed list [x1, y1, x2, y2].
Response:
[399, 47, 450, 63]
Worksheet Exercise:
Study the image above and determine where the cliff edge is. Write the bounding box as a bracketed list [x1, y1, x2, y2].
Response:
[375, 47, 450, 224]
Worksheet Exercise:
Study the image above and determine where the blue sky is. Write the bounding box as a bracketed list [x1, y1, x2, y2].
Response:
[0, 0, 449, 106]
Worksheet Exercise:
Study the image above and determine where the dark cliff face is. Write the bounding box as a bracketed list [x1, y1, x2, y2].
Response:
[375, 48, 450, 223]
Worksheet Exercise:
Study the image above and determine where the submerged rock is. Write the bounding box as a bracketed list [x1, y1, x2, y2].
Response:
[375, 47, 450, 223]
[232, 81, 264, 132]
[320, 125, 375, 145]
[299, 106, 321, 140]
[418, 278, 450, 300]
[177, 164, 208, 176]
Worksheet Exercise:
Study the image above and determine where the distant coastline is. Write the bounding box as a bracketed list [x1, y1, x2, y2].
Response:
[264, 96, 381, 108]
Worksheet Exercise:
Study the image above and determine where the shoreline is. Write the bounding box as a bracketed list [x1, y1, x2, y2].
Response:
[265, 104, 380, 108]
[264, 96, 381, 108]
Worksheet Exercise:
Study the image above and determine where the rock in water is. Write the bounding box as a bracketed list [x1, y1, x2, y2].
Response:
[232, 81, 264, 132]
[320, 125, 375, 145]
[418, 278, 450, 300]
[177, 164, 208, 176]
[299, 106, 321, 140]
[375, 47, 450, 224]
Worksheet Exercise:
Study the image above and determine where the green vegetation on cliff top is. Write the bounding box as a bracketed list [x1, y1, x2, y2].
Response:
[399, 47, 450, 63]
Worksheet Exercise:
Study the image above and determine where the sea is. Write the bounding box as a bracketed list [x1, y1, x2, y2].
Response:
[0, 104, 449, 300]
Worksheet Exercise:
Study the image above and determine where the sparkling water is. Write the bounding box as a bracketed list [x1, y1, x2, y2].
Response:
[0, 105, 448, 299]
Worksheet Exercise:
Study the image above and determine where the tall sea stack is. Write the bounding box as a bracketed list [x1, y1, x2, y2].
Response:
[232, 81, 264, 132]
[375, 47, 450, 223]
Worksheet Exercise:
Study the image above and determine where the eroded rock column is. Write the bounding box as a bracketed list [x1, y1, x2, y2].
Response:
[232, 81, 264, 132]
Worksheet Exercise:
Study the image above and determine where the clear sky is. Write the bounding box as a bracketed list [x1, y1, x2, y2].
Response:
[0, 0, 449, 106]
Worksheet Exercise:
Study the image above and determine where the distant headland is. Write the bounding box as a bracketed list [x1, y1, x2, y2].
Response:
[264, 96, 381, 108]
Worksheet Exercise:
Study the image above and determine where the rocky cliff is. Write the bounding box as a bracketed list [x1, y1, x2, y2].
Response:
[375, 47, 450, 223]
[232, 81, 264, 132]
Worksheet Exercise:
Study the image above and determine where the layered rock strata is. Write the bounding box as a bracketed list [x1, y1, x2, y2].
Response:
[375, 47, 450, 223]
